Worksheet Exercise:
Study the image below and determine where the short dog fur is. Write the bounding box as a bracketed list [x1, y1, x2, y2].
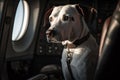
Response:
[44, 4, 98, 80]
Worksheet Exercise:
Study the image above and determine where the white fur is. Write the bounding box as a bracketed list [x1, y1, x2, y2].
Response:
[61, 35, 98, 80]
[46, 4, 98, 80]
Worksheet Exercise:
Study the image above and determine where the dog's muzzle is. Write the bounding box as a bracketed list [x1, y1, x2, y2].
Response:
[46, 29, 62, 43]
[46, 29, 56, 38]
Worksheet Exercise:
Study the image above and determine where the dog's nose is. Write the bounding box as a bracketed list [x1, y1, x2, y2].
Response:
[46, 29, 56, 37]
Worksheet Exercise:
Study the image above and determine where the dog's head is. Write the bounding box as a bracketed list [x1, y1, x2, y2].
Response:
[44, 4, 89, 44]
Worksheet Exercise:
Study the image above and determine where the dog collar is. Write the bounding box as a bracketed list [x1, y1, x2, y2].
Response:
[65, 32, 90, 48]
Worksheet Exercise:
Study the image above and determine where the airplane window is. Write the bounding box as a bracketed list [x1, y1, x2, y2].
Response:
[11, 0, 39, 52]
[12, 0, 29, 41]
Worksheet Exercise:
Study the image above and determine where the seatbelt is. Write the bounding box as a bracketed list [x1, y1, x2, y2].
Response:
[66, 32, 90, 80]
[66, 49, 75, 80]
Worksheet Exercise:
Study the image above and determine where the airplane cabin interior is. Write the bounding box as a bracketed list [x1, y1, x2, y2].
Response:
[0, 0, 120, 80]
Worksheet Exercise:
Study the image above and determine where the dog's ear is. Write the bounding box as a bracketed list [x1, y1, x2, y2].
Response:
[43, 7, 53, 27]
[75, 4, 84, 16]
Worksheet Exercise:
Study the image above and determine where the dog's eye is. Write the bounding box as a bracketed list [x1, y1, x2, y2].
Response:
[63, 15, 69, 21]
[49, 17, 53, 22]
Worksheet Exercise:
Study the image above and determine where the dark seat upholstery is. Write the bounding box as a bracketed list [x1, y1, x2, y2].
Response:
[40, 65, 62, 80]
[28, 74, 48, 80]
[99, 16, 111, 56]
[95, 1, 120, 80]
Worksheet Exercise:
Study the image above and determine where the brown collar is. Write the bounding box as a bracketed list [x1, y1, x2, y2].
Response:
[65, 32, 90, 48]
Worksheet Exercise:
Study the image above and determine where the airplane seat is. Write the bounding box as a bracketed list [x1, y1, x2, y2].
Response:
[40, 65, 62, 80]
[27, 74, 48, 80]
[99, 16, 111, 56]
[27, 64, 62, 80]
[95, 0, 120, 80]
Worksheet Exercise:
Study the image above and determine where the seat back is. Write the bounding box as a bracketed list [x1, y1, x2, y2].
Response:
[95, 1, 120, 80]
[99, 16, 111, 56]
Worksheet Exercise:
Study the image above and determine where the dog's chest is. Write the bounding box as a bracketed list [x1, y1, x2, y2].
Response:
[61, 47, 91, 80]
[62, 47, 90, 62]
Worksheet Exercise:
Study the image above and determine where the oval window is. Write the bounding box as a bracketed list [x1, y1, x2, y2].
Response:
[12, 0, 29, 41]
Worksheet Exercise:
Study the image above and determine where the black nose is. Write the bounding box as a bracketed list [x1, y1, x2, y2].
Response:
[46, 29, 56, 37]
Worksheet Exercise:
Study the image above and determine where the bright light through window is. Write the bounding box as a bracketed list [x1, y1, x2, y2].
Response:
[12, 0, 29, 41]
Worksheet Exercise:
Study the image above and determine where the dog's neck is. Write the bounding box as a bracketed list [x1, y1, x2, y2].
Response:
[79, 17, 89, 39]
[62, 32, 90, 48]
[63, 18, 90, 48]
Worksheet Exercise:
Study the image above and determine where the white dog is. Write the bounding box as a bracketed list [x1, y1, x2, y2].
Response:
[44, 4, 98, 80]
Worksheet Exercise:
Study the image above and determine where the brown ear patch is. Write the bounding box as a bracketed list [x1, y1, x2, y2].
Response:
[75, 4, 84, 16]
[43, 7, 53, 27]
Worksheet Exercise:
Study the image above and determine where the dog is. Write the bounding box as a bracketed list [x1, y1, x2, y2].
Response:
[44, 4, 98, 80]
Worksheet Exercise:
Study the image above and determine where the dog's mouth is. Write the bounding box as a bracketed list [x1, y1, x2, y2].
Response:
[47, 37, 76, 48]
[46, 36, 62, 44]
[46, 29, 63, 44]
[46, 36, 74, 47]
[48, 39, 62, 43]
